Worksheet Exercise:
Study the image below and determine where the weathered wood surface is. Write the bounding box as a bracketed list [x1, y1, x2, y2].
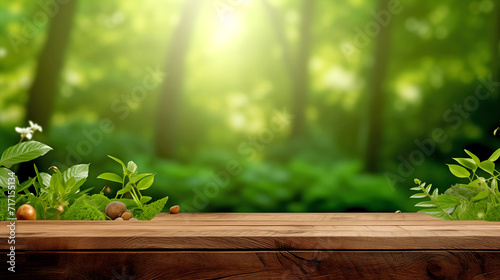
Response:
[5, 251, 500, 280]
[1, 213, 500, 279]
[2, 213, 500, 251]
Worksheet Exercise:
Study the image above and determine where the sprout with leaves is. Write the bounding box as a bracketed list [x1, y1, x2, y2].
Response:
[98, 155, 157, 210]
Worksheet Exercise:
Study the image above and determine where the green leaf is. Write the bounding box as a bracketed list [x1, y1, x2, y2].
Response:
[425, 184, 432, 194]
[27, 195, 45, 220]
[417, 195, 459, 220]
[140, 196, 152, 204]
[410, 187, 421, 191]
[130, 173, 153, 183]
[447, 164, 470, 178]
[471, 190, 489, 202]
[45, 207, 60, 220]
[0, 141, 52, 168]
[62, 164, 89, 183]
[50, 171, 65, 195]
[434, 194, 460, 207]
[410, 193, 427, 199]
[17, 177, 36, 194]
[136, 175, 154, 191]
[479, 160, 495, 175]
[417, 208, 454, 220]
[477, 177, 488, 189]
[488, 148, 500, 162]
[65, 177, 76, 192]
[492, 179, 498, 192]
[116, 182, 132, 195]
[39, 173, 51, 188]
[453, 199, 469, 219]
[108, 155, 127, 175]
[0, 167, 15, 188]
[110, 198, 137, 210]
[33, 165, 49, 195]
[453, 158, 477, 171]
[127, 161, 138, 174]
[77, 187, 93, 196]
[414, 201, 435, 207]
[464, 149, 480, 165]
[432, 188, 438, 199]
[97, 172, 123, 183]
[459, 183, 477, 189]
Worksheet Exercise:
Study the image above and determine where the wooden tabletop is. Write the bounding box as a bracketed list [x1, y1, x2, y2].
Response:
[2, 212, 500, 251]
[2, 213, 500, 279]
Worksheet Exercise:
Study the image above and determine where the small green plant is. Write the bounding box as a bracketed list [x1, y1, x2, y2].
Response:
[0, 122, 52, 217]
[25, 164, 93, 219]
[411, 148, 500, 221]
[0, 122, 95, 220]
[98, 155, 156, 210]
[0, 123, 170, 221]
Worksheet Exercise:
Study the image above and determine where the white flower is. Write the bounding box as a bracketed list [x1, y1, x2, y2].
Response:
[29, 120, 43, 132]
[15, 127, 34, 140]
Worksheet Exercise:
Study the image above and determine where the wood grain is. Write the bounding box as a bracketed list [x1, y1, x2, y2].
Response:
[2, 213, 500, 251]
[1, 213, 500, 279]
[2, 251, 499, 280]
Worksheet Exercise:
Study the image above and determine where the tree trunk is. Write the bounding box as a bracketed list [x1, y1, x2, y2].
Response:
[154, 0, 201, 159]
[364, 0, 392, 172]
[262, 0, 313, 140]
[290, 0, 313, 139]
[25, 0, 78, 131]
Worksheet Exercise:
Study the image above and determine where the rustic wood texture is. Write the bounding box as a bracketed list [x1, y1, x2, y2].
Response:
[1, 213, 500, 279]
[2, 213, 500, 251]
[3, 251, 500, 280]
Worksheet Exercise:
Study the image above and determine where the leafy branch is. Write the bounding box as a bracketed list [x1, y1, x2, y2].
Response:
[411, 179, 458, 220]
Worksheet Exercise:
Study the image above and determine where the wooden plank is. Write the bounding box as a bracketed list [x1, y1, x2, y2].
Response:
[151, 212, 440, 221]
[11, 223, 500, 233]
[2, 213, 500, 251]
[2, 250, 499, 280]
[7, 211, 495, 226]
[13, 235, 500, 251]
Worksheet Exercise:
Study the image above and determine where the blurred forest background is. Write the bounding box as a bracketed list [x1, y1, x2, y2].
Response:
[1, 0, 499, 212]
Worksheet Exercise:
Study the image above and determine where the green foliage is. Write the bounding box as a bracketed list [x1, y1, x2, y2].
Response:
[61, 195, 108, 221]
[411, 179, 459, 220]
[86, 193, 111, 213]
[412, 149, 500, 221]
[0, 141, 52, 168]
[26, 164, 92, 220]
[485, 204, 500, 222]
[459, 200, 488, 220]
[0, 198, 8, 221]
[98, 155, 155, 209]
[2, 0, 500, 214]
[0, 122, 60, 220]
[136, 196, 168, 220]
[444, 185, 481, 201]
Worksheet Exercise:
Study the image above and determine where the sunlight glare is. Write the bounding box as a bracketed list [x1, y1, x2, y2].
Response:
[213, 12, 244, 46]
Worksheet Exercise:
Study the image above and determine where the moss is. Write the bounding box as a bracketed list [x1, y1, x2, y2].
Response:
[0, 198, 8, 221]
[136, 196, 168, 220]
[86, 193, 111, 213]
[485, 204, 500, 222]
[61, 194, 109, 220]
[444, 185, 481, 201]
[459, 200, 488, 220]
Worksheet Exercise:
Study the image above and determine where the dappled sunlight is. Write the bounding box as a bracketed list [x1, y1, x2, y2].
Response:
[0, 0, 498, 214]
